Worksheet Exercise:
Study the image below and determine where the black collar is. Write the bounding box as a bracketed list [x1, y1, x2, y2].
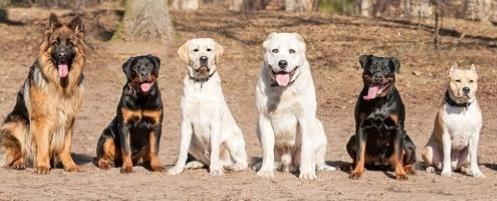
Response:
[445, 91, 471, 107]
[189, 70, 216, 83]
[123, 83, 136, 96]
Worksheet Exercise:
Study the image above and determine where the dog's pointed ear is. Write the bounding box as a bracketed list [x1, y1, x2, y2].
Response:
[69, 16, 84, 37]
[46, 13, 61, 34]
[122, 57, 135, 78]
[177, 40, 190, 64]
[359, 55, 372, 69]
[389, 57, 401, 73]
[214, 41, 224, 64]
[293, 33, 306, 51]
[263, 32, 277, 50]
[449, 63, 459, 75]
[148, 54, 161, 71]
[470, 64, 477, 72]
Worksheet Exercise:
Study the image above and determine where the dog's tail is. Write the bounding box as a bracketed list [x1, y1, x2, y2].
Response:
[0, 120, 26, 167]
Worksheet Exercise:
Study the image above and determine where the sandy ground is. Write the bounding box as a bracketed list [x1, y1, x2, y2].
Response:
[0, 6, 497, 201]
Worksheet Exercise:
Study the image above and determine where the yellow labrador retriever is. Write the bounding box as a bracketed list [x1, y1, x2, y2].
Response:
[168, 38, 248, 176]
[255, 33, 335, 180]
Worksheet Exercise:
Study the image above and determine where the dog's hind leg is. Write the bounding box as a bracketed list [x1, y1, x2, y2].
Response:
[96, 127, 120, 170]
[422, 139, 442, 173]
[225, 131, 248, 172]
[0, 116, 30, 170]
[0, 130, 24, 169]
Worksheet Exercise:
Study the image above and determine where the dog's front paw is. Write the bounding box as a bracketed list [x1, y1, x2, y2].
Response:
[349, 171, 363, 180]
[64, 165, 81, 172]
[469, 168, 485, 178]
[299, 170, 317, 180]
[425, 166, 436, 173]
[120, 166, 133, 174]
[396, 173, 409, 181]
[230, 162, 248, 172]
[10, 160, 25, 170]
[257, 169, 274, 178]
[440, 169, 452, 177]
[209, 166, 224, 176]
[35, 165, 50, 174]
[97, 159, 111, 170]
[167, 165, 184, 175]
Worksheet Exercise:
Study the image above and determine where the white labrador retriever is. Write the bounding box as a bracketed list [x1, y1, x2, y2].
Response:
[255, 33, 335, 180]
[168, 38, 248, 176]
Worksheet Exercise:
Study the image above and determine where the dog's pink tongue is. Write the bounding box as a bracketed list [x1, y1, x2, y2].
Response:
[140, 83, 152, 92]
[363, 85, 381, 100]
[58, 64, 68, 78]
[275, 73, 290, 87]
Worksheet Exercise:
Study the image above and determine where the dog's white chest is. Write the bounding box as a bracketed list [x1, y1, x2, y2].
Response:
[182, 83, 222, 145]
[268, 92, 303, 146]
[443, 104, 482, 150]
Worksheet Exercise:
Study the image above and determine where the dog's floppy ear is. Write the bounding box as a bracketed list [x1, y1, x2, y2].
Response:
[263, 32, 277, 50]
[214, 41, 224, 64]
[449, 63, 459, 75]
[177, 40, 190, 64]
[147, 54, 161, 71]
[359, 55, 372, 69]
[69, 16, 84, 37]
[389, 57, 400, 73]
[46, 13, 61, 34]
[122, 57, 135, 78]
[293, 33, 306, 51]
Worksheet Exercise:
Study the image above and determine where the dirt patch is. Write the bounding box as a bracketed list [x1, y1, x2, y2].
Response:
[0, 6, 497, 201]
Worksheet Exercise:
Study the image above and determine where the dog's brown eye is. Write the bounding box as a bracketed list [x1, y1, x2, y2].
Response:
[455, 79, 461, 83]
[272, 49, 279, 53]
[469, 80, 474, 83]
[193, 48, 199, 52]
[289, 49, 296, 54]
[206, 48, 212, 52]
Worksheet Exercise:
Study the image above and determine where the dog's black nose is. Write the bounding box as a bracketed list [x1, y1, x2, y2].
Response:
[278, 60, 288, 69]
[463, 87, 470, 94]
[58, 52, 66, 58]
[200, 56, 208, 64]
[373, 74, 384, 83]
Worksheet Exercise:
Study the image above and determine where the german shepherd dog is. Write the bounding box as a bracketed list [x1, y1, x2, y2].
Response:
[96, 55, 164, 173]
[0, 14, 85, 174]
[346, 55, 416, 181]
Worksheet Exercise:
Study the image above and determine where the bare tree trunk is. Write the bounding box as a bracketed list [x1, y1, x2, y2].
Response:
[172, 0, 199, 11]
[433, 0, 441, 50]
[357, 0, 371, 17]
[465, 0, 492, 22]
[113, 0, 175, 41]
[285, 0, 313, 12]
[229, 0, 244, 11]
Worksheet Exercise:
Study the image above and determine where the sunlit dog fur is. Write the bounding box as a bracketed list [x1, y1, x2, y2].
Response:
[168, 38, 248, 176]
[422, 64, 484, 177]
[0, 14, 85, 174]
[255, 32, 335, 180]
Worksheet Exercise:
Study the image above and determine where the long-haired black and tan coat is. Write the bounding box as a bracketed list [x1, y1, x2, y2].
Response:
[0, 14, 86, 174]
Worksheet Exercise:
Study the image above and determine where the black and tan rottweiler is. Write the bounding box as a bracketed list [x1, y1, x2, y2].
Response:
[0, 13, 85, 174]
[346, 55, 416, 181]
[96, 55, 164, 173]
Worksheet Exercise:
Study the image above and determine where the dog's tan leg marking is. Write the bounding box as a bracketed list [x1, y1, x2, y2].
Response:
[97, 138, 118, 170]
[147, 131, 163, 172]
[350, 139, 366, 180]
[59, 121, 80, 172]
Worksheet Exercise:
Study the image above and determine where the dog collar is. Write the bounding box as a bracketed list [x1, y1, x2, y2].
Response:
[445, 91, 471, 107]
[189, 70, 216, 83]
